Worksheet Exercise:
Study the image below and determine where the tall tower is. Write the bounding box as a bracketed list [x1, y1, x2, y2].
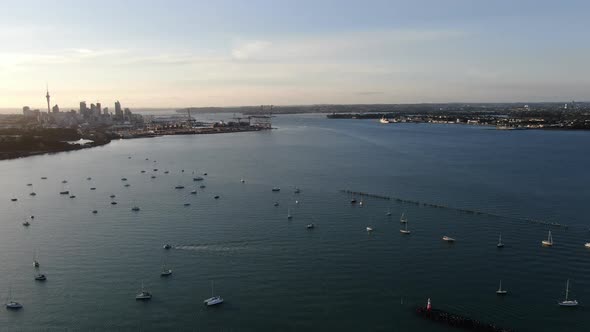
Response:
[45, 84, 51, 114]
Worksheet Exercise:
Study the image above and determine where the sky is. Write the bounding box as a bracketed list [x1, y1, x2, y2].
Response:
[1, 0, 589, 109]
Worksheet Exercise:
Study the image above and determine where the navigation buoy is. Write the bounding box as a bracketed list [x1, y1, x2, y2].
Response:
[427, 298, 432, 311]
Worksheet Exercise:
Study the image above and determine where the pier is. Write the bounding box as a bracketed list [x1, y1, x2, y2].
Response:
[416, 306, 514, 332]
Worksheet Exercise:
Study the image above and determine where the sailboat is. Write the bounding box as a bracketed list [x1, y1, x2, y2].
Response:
[160, 266, 172, 277]
[5, 287, 23, 309]
[497, 233, 504, 248]
[204, 281, 224, 306]
[400, 221, 411, 234]
[496, 280, 507, 295]
[541, 230, 553, 247]
[135, 282, 152, 300]
[558, 279, 578, 307]
[400, 212, 407, 224]
[380, 116, 390, 124]
[33, 249, 40, 268]
[386, 208, 392, 216]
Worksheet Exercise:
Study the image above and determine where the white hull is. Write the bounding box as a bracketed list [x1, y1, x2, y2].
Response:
[400, 230, 411, 234]
[558, 300, 578, 307]
[204, 296, 224, 306]
[442, 236, 455, 242]
[541, 241, 552, 246]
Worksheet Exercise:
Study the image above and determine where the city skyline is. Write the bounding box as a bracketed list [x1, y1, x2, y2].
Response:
[2, 0, 590, 108]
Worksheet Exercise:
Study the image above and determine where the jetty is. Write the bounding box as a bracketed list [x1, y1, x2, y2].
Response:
[416, 300, 514, 332]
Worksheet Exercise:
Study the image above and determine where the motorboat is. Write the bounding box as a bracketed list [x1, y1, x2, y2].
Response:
[111, 201, 118, 205]
[366, 226, 373, 232]
[272, 187, 281, 192]
[200, 185, 206, 189]
[62, 180, 68, 184]
[41, 177, 47, 180]
[214, 195, 220, 199]
[274, 202, 279, 207]
[294, 188, 301, 194]
[585, 243, 590, 248]
[175, 185, 185, 189]
[5, 301, 23, 309]
[163, 244, 172, 250]
[34, 273, 47, 281]
[161, 269, 173, 277]
[164, 171, 169, 174]
[442, 236, 455, 242]
[191, 190, 197, 194]
[131, 206, 140, 211]
[124, 184, 130, 187]
[193, 177, 204, 181]
[59, 191, 69, 195]
[69, 195, 76, 198]
[184, 203, 191, 206]
[380, 116, 390, 124]
[121, 178, 127, 181]
[11, 198, 17, 201]
[26, 183, 32, 186]
[92, 210, 98, 214]
[151, 175, 156, 179]
[90, 187, 96, 190]
[29, 192, 36, 196]
[241, 179, 245, 183]
[110, 195, 116, 198]
[307, 223, 315, 229]
[22, 220, 30, 227]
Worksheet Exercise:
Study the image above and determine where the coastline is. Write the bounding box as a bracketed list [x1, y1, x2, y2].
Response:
[0, 126, 268, 161]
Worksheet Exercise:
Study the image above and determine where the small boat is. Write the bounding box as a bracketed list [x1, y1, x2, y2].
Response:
[11, 198, 17, 202]
[111, 201, 118, 205]
[92, 210, 98, 214]
[400, 221, 410, 234]
[366, 226, 373, 232]
[153, 169, 158, 171]
[34, 273, 47, 281]
[90, 187, 97, 190]
[204, 281, 223, 306]
[193, 177, 204, 181]
[163, 244, 172, 250]
[62, 180, 68, 184]
[359, 200, 364, 207]
[135, 282, 152, 301]
[541, 230, 553, 247]
[400, 212, 407, 224]
[307, 223, 315, 229]
[160, 268, 173, 277]
[124, 184, 130, 187]
[380, 116, 390, 124]
[274, 202, 279, 207]
[496, 280, 507, 295]
[200, 185, 206, 189]
[497, 233, 504, 248]
[5, 301, 23, 309]
[386, 208, 392, 216]
[110, 194, 116, 198]
[33, 251, 39, 267]
[141, 170, 146, 173]
[184, 203, 191, 206]
[69, 195, 76, 199]
[164, 171, 169, 174]
[41, 177, 47, 180]
[26, 183, 32, 186]
[191, 190, 197, 194]
[294, 188, 301, 194]
[287, 209, 292, 219]
[203, 173, 208, 176]
[272, 187, 281, 192]
[86, 177, 92, 180]
[151, 175, 156, 179]
[214, 195, 220, 199]
[30, 192, 37, 196]
[558, 279, 578, 307]
[350, 198, 357, 204]
[442, 236, 455, 242]
[175, 185, 185, 189]
[59, 191, 69, 195]
[121, 178, 127, 181]
[240, 178, 245, 183]
[22, 220, 30, 227]
[131, 206, 140, 211]
[585, 243, 590, 248]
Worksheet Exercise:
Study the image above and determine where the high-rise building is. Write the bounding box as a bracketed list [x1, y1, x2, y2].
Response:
[115, 101, 123, 116]
[80, 101, 87, 115]
[103, 107, 109, 115]
[52, 104, 60, 113]
[96, 102, 102, 116]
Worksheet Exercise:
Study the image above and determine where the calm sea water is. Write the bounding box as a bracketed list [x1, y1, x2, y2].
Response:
[1, 114, 590, 331]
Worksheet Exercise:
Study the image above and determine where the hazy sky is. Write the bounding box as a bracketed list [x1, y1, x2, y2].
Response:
[1, 0, 589, 109]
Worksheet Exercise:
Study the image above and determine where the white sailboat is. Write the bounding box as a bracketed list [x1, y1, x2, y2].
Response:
[558, 279, 578, 307]
[496, 280, 507, 295]
[497, 233, 504, 248]
[400, 221, 411, 234]
[386, 208, 392, 216]
[366, 226, 373, 232]
[541, 230, 553, 247]
[400, 212, 407, 224]
[442, 236, 455, 242]
[204, 281, 224, 306]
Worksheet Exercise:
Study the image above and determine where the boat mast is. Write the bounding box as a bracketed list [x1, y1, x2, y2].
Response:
[565, 279, 569, 301]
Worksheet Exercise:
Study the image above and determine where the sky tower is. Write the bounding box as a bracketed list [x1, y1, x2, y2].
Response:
[45, 83, 51, 113]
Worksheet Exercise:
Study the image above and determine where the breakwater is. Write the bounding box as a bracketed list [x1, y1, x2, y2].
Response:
[416, 307, 514, 332]
[340, 189, 568, 229]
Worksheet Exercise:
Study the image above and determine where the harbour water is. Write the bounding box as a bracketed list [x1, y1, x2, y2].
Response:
[1, 114, 589, 331]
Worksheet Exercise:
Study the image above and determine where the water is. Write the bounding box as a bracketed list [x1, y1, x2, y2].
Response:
[1, 114, 589, 331]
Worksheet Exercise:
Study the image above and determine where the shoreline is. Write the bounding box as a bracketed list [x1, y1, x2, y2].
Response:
[0, 126, 268, 161]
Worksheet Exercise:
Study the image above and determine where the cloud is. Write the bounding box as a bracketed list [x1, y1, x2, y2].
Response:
[231, 40, 272, 60]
